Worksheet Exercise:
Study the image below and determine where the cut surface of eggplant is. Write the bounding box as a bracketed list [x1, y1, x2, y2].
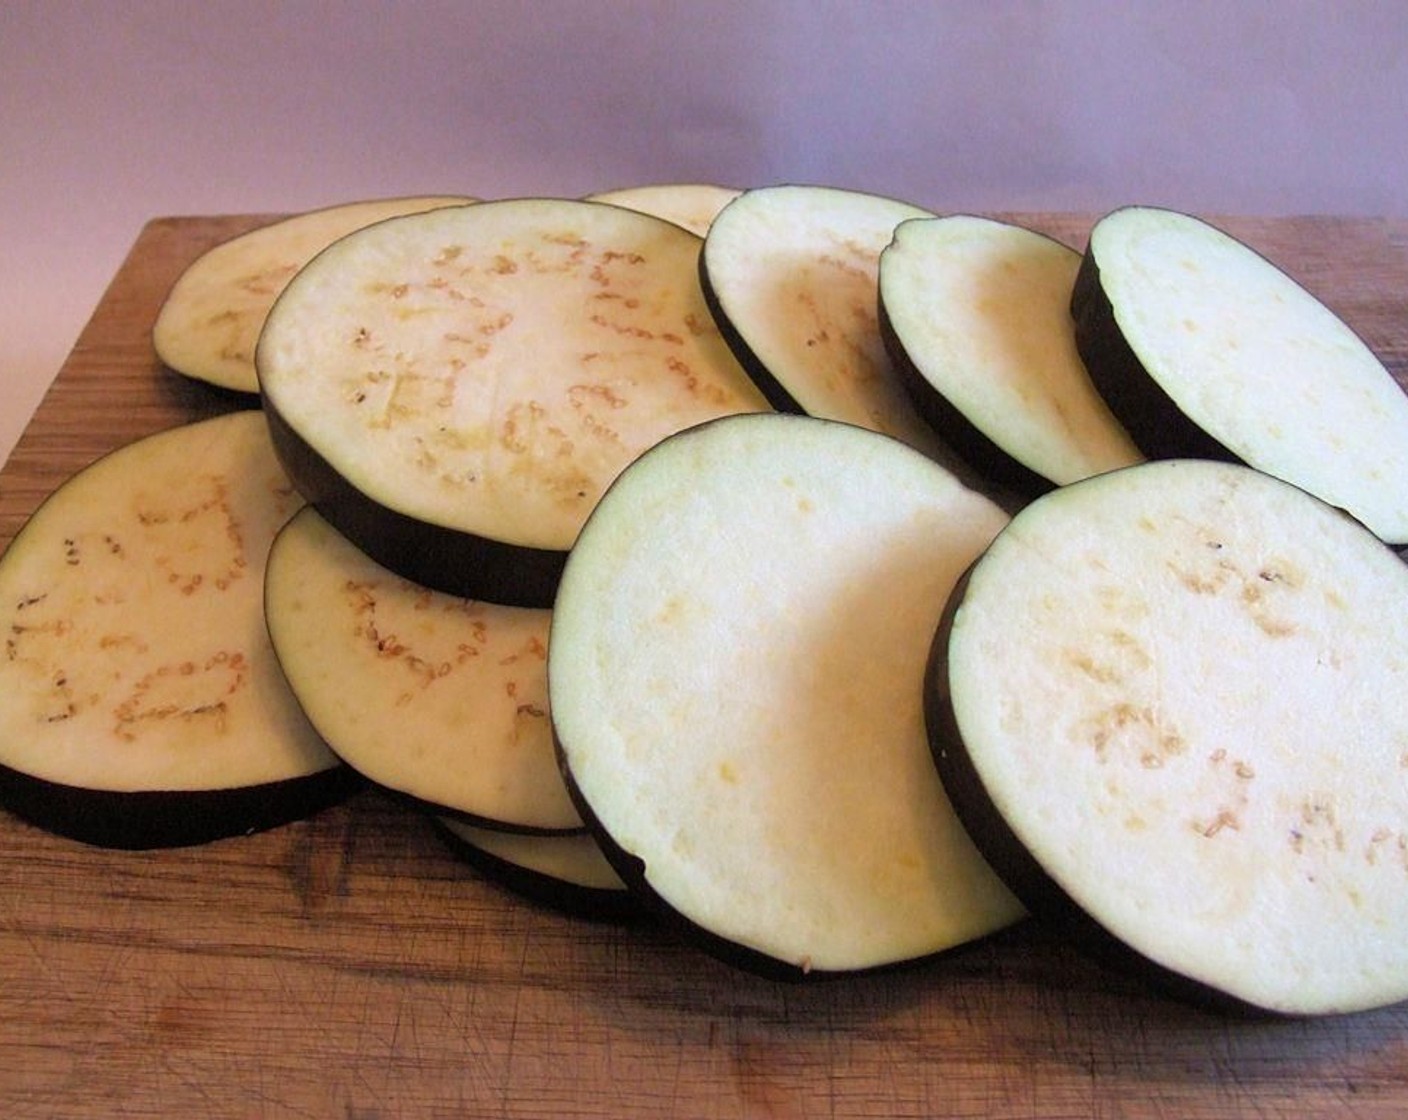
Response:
[154, 195, 475, 393]
[258, 197, 770, 606]
[550, 412, 1024, 978]
[931, 458, 1408, 1015]
[700, 184, 960, 464]
[265, 507, 580, 833]
[0, 411, 353, 848]
[1073, 205, 1408, 545]
[586, 183, 742, 237]
[434, 816, 635, 920]
[880, 214, 1142, 494]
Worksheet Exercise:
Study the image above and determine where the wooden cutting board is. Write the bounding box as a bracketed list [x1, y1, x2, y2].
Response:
[0, 212, 1405, 1119]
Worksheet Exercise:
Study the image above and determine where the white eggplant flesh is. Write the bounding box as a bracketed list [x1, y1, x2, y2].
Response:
[257, 197, 770, 607]
[154, 195, 474, 393]
[1072, 206, 1408, 546]
[879, 214, 1142, 494]
[550, 412, 1024, 979]
[0, 411, 353, 848]
[435, 816, 635, 920]
[932, 458, 1408, 1016]
[265, 507, 580, 833]
[586, 183, 742, 237]
[700, 184, 962, 465]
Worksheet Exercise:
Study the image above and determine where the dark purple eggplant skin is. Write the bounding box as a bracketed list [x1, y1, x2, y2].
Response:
[1068, 232, 1244, 467]
[430, 816, 643, 924]
[878, 295, 1057, 501]
[260, 401, 566, 610]
[923, 565, 1283, 1018]
[0, 760, 362, 851]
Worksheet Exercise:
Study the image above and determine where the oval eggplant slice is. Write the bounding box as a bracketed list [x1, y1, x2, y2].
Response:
[1072, 206, 1408, 546]
[264, 507, 580, 833]
[257, 197, 770, 607]
[879, 214, 1142, 495]
[930, 458, 1408, 1016]
[434, 816, 636, 921]
[154, 195, 475, 394]
[700, 184, 962, 463]
[550, 412, 1024, 979]
[0, 411, 355, 849]
[586, 183, 742, 237]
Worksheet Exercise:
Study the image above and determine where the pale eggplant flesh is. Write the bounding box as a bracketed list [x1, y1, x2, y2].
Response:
[550, 412, 1024, 980]
[585, 183, 742, 237]
[698, 185, 972, 471]
[264, 507, 582, 834]
[879, 214, 1142, 497]
[0, 411, 355, 849]
[929, 457, 1408, 1016]
[433, 816, 638, 922]
[256, 197, 771, 608]
[1071, 206, 1408, 546]
[154, 195, 475, 394]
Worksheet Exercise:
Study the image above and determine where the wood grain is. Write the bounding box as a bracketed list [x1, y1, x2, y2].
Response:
[0, 212, 1406, 1119]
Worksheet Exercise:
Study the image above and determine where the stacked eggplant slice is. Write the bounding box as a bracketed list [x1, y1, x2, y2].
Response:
[255, 192, 768, 915]
[701, 185, 953, 459]
[0, 411, 357, 849]
[256, 196, 771, 607]
[1, 185, 1405, 1012]
[878, 213, 1143, 496]
[549, 413, 1024, 977]
[929, 459, 1408, 1015]
[1070, 206, 1408, 546]
[153, 195, 476, 394]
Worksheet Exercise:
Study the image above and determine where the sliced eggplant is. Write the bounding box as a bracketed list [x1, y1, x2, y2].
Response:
[433, 816, 636, 920]
[550, 412, 1024, 979]
[929, 458, 1408, 1016]
[153, 195, 475, 394]
[264, 506, 580, 833]
[879, 214, 1142, 495]
[700, 184, 965, 465]
[1072, 206, 1408, 545]
[586, 183, 742, 237]
[0, 411, 355, 849]
[257, 197, 770, 607]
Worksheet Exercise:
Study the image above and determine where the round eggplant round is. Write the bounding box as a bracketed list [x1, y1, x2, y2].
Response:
[585, 183, 742, 237]
[256, 196, 771, 608]
[154, 195, 475, 394]
[264, 507, 581, 833]
[699, 184, 966, 468]
[929, 457, 1408, 1015]
[0, 411, 355, 849]
[434, 816, 637, 921]
[879, 214, 1142, 496]
[550, 412, 1024, 979]
[1071, 205, 1408, 546]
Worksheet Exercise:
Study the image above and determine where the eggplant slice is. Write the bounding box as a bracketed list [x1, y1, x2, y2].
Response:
[585, 183, 742, 237]
[700, 184, 965, 467]
[154, 195, 475, 394]
[1072, 206, 1408, 545]
[879, 214, 1142, 495]
[550, 413, 1024, 979]
[0, 411, 355, 849]
[434, 816, 636, 920]
[257, 197, 770, 607]
[265, 507, 580, 833]
[930, 458, 1408, 1015]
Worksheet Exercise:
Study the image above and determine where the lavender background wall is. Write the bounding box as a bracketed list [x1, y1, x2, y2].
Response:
[2, 1, 1404, 462]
